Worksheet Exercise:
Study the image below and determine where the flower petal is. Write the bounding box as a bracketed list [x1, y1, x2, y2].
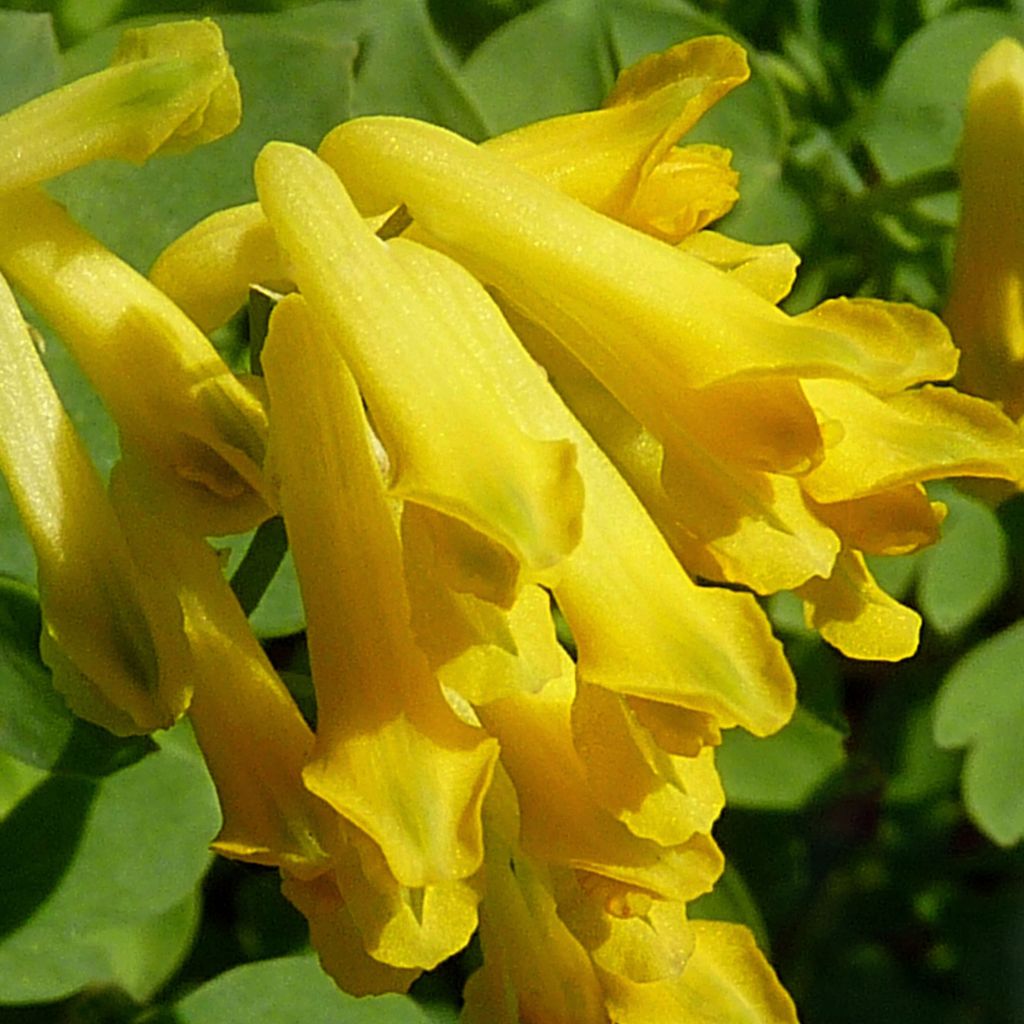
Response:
[149, 202, 290, 334]
[484, 36, 748, 239]
[0, 187, 271, 535]
[0, 19, 239, 194]
[319, 116, 959, 411]
[477, 672, 724, 902]
[801, 379, 1024, 503]
[280, 872, 421, 995]
[945, 38, 1024, 418]
[263, 293, 498, 889]
[797, 548, 921, 661]
[599, 920, 799, 1024]
[676, 230, 800, 304]
[0, 272, 189, 734]
[255, 141, 583, 581]
[570, 682, 725, 846]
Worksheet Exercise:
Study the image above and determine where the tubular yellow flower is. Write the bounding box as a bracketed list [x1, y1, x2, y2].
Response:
[262, 293, 499, 892]
[149, 202, 290, 335]
[255, 142, 583, 591]
[0, 19, 239, 195]
[946, 37, 1024, 419]
[483, 35, 747, 240]
[0, 272, 190, 734]
[0, 187, 272, 535]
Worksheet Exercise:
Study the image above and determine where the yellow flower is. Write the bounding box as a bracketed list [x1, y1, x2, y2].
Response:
[946, 37, 1024, 419]
[483, 35, 747, 240]
[255, 142, 584, 593]
[0, 19, 239, 195]
[0, 187, 272, 535]
[262, 292, 499, 895]
[0, 271, 191, 734]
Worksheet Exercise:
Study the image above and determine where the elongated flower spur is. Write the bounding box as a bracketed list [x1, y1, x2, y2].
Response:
[2, 21, 1023, 1024]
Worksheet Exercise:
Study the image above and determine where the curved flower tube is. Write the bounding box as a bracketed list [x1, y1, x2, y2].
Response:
[263, 293, 499, 892]
[946, 38, 1024, 419]
[0, 19, 239, 196]
[255, 142, 583, 589]
[0, 272, 191, 734]
[0, 187, 272, 536]
[483, 35, 748, 240]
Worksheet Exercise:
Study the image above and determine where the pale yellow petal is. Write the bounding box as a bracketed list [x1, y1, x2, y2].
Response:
[945, 38, 1024, 417]
[319, 116, 959, 414]
[676, 230, 800, 304]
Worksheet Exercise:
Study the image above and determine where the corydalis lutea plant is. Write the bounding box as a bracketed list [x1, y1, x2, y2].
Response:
[2, 22, 1022, 1024]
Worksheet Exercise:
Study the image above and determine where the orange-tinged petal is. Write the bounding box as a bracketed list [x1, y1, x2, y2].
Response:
[797, 548, 921, 661]
[263, 293, 498, 889]
[801, 379, 1024, 503]
[0, 187, 271, 535]
[0, 19, 239, 194]
[810, 485, 947, 556]
[255, 141, 583, 581]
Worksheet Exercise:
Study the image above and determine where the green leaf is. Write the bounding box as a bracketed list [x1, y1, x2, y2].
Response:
[341, 0, 488, 138]
[0, 723, 218, 1002]
[885, 699, 960, 806]
[717, 704, 846, 809]
[916, 483, 1008, 636]
[933, 620, 1024, 846]
[174, 955, 434, 1024]
[99, 890, 201, 1002]
[860, 9, 1023, 217]
[0, 10, 60, 114]
[0, 577, 153, 776]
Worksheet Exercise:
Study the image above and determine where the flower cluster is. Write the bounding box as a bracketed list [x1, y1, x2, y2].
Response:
[1, 20, 1022, 1024]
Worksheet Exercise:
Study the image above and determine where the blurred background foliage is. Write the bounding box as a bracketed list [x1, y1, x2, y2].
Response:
[0, 0, 1023, 1021]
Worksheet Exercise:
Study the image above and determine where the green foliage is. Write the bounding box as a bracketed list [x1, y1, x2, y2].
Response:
[934, 621, 1024, 846]
[172, 956, 434, 1024]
